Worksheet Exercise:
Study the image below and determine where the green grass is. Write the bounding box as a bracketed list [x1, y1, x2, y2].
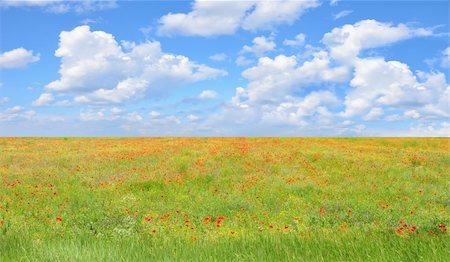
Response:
[0, 137, 449, 261]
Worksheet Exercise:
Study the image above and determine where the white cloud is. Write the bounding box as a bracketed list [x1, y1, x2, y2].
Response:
[0, 106, 36, 121]
[235, 56, 254, 66]
[341, 58, 448, 118]
[322, 19, 433, 63]
[283, 33, 305, 47]
[330, 0, 339, 6]
[241, 51, 348, 104]
[217, 19, 444, 134]
[124, 112, 143, 122]
[408, 122, 450, 137]
[74, 78, 149, 104]
[149, 111, 161, 118]
[199, 90, 218, 99]
[157, 0, 319, 37]
[241, 36, 276, 57]
[209, 53, 227, 62]
[363, 107, 384, 121]
[241, 0, 320, 31]
[0, 0, 117, 13]
[32, 93, 54, 107]
[260, 91, 339, 125]
[384, 114, 402, 122]
[110, 107, 122, 114]
[187, 114, 199, 121]
[0, 48, 40, 69]
[157, 1, 253, 37]
[404, 109, 421, 119]
[45, 26, 227, 104]
[80, 108, 105, 121]
[333, 10, 353, 20]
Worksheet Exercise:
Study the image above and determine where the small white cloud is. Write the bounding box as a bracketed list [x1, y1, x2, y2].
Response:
[404, 109, 420, 119]
[124, 112, 143, 122]
[283, 33, 305, 47]
[110, 107, 122, 114]
[385, 114, 402, 122]
[199, 90, 218, 99]
[0, 106, 35, 121]
[330, 0, 339, 6]
[81, 17, 104, 25]
[53, 100, 71, 107]
[209, 53, 227, 62]
[149, 111, 161, 118]
[187, 114, 199, 121]
[363, 107, 384, 121]
[333, 10, 353, 20]
[80, 109, 105, 121]
[241, 36, 276, 57]
[0, 48, 40, 69]
[32, 93, 54, 107]
[235, 56, 254, 66]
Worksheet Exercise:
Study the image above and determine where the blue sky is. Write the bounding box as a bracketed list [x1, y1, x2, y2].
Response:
[0, 0, 449, 136]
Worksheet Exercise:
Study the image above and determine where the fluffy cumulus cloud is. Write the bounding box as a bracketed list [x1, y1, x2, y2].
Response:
[157, 0, 319, 37]
[0, 48, 40, 69]
[0, 0, 117, 13]
[241, 36, 276, 57]
[238, 51, 348, 104]
[45, 25, 227, 104]
[322, 19, 433, 63]
[341, 58, 448, 118]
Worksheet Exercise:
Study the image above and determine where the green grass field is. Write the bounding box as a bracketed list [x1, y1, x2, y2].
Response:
[0, 138, 449, 261]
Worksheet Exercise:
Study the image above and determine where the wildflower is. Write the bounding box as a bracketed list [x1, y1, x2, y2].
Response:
[438, 224, 447, 233]
[56, 216, 62, 222]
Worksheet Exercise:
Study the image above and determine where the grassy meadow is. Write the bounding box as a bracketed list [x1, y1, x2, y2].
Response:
[0, 137, 449, 261]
